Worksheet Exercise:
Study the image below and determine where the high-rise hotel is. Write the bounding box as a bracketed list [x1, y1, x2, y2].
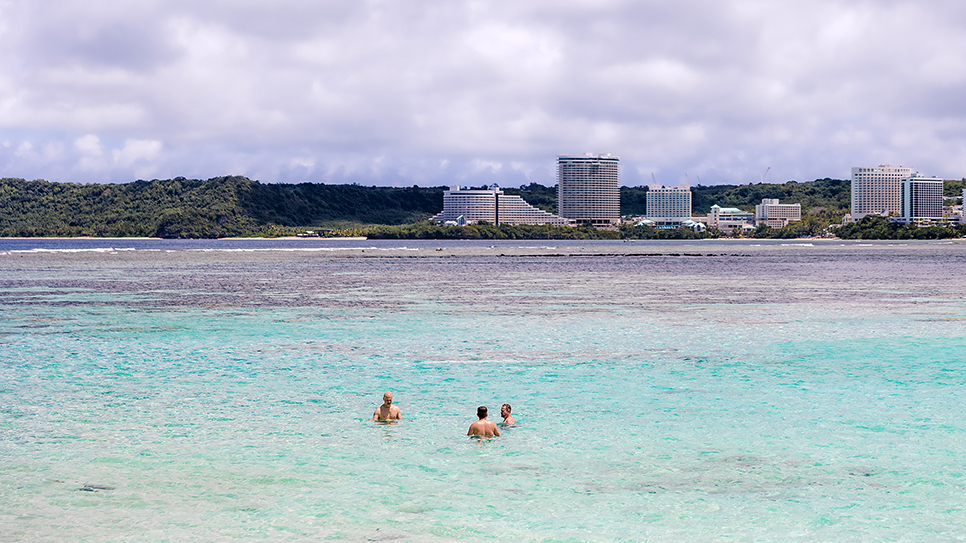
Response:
[557, 154, 620, 228]
[851, 164, 945, 223]
[898, 173, 944, 225]
[645, 186, 691, 226]
[851, 165, 913, 219]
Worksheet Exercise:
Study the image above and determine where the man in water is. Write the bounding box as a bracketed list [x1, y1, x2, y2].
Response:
[467, 406, 501, 437]
[372, 391, 401, 421]
[500, 403, 515, 425]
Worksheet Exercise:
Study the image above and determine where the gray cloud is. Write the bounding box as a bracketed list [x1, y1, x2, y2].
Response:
[2, 0, 964, 187]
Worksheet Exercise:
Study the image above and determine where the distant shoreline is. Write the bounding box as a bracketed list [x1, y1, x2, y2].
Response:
[233, 236, 368, 240]
[0, 236, 369, 241]
[1, 236, 161, 240]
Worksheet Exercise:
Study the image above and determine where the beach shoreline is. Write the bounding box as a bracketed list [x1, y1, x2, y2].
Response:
[0, 236, 369, 241]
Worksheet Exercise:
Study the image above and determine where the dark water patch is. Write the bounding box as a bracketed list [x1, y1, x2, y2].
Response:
[0, 406, 30, 418]
[78, 484, 115, 492]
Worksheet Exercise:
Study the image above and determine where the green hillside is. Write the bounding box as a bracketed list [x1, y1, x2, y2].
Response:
[0, 175, 961, 238]
[0, 176, 446, 238]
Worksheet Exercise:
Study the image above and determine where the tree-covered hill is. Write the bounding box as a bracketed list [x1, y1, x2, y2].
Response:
[2, 174, 958, 238]
[619, 178, 852, 217]
[505, 178, 854, 217]
[0, 176, 255, 238]
[0, 176, 445, 238]
[242, 181, 445, 226]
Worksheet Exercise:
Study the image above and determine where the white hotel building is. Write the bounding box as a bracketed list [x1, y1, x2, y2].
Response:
[645, 186, 692, 226]
[851, 165, 914, 219]
[706, 205, 755, 233]
[557, 154, 620, 228]
[755, 199, 802, 228]
[897, 174, 944, 225]
[431, 186, 574, 226]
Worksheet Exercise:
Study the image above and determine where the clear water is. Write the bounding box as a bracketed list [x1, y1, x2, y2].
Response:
[1, 238, 965, 542]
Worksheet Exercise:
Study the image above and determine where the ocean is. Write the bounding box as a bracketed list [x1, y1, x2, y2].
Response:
[1, 238, 965, 541]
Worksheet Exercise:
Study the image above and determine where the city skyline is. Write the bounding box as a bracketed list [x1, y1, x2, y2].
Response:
[2, 1, 965, 187]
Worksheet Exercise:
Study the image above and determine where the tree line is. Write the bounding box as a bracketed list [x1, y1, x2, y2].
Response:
[0, 175, 962, 239]
[0, 176, 445, 238]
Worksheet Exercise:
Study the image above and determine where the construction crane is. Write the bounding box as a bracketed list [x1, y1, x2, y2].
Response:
[760, 167, 771, 184]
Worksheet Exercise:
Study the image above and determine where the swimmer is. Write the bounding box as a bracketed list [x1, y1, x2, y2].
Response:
[500, 403, 515, 425]
[467, 406, 501, 437]
[372, 391, 401, 421]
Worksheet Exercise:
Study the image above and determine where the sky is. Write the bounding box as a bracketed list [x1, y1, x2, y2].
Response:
[2, 0, 965, 187]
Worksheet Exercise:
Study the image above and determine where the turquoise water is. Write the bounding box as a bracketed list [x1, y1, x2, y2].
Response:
[2, 239, 966, 541]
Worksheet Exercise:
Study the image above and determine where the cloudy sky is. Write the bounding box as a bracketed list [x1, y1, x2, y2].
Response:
[2, 0, 965, 187]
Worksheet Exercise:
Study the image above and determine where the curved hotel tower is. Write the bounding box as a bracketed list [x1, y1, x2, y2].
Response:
[557, 154, 620, 227]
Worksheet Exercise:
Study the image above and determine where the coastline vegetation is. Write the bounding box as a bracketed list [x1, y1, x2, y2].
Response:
[832, 215, 965, 240]
[0, 175, 962, 240]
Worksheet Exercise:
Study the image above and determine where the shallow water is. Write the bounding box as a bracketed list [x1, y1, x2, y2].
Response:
[1, 238, 966, 541]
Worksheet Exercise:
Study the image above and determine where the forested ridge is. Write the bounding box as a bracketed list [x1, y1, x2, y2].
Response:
[0, 176, 446, 238]
[0, 175, 962, 238]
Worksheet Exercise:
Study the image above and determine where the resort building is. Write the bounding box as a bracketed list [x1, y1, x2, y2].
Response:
[755, 198, 802, 229]
[707, 205, 755, 234]
[557, 154, 620, 228]
[431, 186, 573, 227]
[896, 173, 944, 225]
[645, 185, 692, 226]
[851, 165, 914, 220]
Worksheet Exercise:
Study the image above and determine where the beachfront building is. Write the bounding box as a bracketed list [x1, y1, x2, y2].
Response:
[557, 154, 620, 228]
[498, 192, 575, 226]
[755, 198, 802, 229]
[851, 164, 914, 220]
[707, 205, 755, 234]
[896, 173, 944, 225]
[431, 187, 497, 225]
[645, 185, 692, 226]
[431, 186, 573, 226]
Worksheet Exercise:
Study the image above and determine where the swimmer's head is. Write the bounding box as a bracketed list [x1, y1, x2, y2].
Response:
[501, 404, 511, 417]
[383, 392, 393, 405]
[477, 406, 487, 419]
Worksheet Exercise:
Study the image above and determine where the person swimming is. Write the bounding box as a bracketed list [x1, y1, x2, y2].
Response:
[467, 406, 501, 437]
[500, 403, 515, 425]
[372, 391, 401, 421]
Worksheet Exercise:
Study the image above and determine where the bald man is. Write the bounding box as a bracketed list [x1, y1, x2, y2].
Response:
[372, 391, 401, 421]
